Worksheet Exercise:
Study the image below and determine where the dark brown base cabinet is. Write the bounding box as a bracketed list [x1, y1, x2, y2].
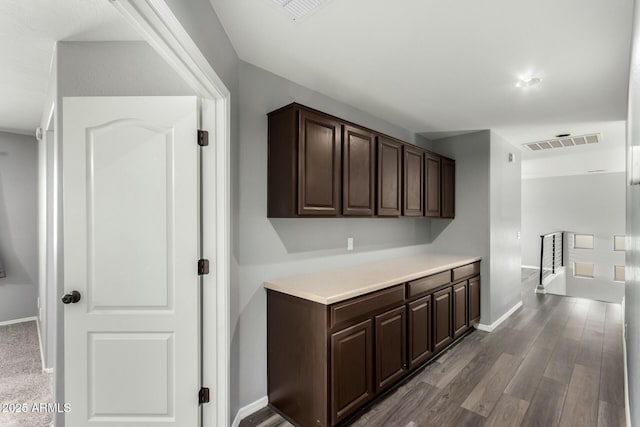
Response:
[433, 287, 454, 352]
[453, 282, 469, 338]
[331, 320, 374, 424]
[267, 261, 481, 426]
[407, 296, 432, 368]
[267, 103, 455, 219]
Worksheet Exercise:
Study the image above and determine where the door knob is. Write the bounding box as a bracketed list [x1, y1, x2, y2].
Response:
[61, 291, 81, 304]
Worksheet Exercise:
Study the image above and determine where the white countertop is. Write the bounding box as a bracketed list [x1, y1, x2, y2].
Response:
[264, 253, 481, 305]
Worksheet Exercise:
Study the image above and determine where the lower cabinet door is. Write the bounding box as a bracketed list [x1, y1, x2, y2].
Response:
[433, 287, 453, 352]
[468, 276, 481, 324]
[453, 281, 469, 338]
[408, 296, 433, 368]
[375, 306, 407, 391]
[331, 319, 374, 425]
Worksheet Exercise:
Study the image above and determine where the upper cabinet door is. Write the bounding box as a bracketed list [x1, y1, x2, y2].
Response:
[343, 125, 375, 216]
[403, 145, 424, 216]
[441, 158, 455, 218]
[298, 109, 342, 216]
[425, 153, 441, 217]
[377, 137, 402, 217]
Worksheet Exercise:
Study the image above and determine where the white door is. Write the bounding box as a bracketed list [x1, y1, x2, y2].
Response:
[63, 96, 200, 426]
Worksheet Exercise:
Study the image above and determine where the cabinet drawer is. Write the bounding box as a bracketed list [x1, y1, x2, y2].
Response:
[407, 271, 450, 299]
[331, 285, 405, 329]
[452, 262, 480, 282]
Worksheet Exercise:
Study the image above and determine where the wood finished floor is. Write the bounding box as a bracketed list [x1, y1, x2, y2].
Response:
[242, 269, 625, 427]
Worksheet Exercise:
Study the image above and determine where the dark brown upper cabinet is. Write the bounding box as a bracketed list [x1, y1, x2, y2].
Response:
[424, 153, 441, 217]
[377, 137, 402, 216]
[441, 158, 455, 218]
[403, 145, 424, 217]
[298, 109, 342, 216]
[343, 125, 375, 216]
[267, 103, 454, 219]
[267, 104, 341, 217]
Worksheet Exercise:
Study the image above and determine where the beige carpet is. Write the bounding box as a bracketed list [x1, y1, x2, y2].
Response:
[0, 321, 53, 427]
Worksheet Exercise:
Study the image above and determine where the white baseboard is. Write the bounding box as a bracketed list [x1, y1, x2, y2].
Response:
[1, 316, 52, 373]
[231, 396, 268, 427]
[521, 265, 539, 270]
[622, 297, 631, 427]
[36, 318, 46, 373]
[475, 301, 523, 332]
[0, 316, 38, 327]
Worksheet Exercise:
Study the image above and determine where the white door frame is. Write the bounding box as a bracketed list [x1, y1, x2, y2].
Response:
[109, 2, 231, 426]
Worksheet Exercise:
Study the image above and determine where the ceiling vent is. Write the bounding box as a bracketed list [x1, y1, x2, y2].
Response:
[269, 0, 334, 21]
[522, 133, 600, 152]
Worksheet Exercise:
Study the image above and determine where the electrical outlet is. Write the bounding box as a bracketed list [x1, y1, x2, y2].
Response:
[347, 237, 354, 251]
[517, 231, 521, 240]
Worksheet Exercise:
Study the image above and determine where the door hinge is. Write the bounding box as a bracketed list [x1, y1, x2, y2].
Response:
[198, 130, 209, 147]
[198, 259, 210, 275]
[199, 387, 210, 404]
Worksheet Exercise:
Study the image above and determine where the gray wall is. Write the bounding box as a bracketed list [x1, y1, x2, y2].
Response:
[521, 173, 626, 302]
[488, 132, 522, 322]
[137, 1, 520, 418]
[235, 61, 435, 409]
[626, 0, 640, 423]
[0, 131, 38, 322]
[428, 131, 522, 325]
[162, 1, 437, 414]
[428, 132, 492, 324]
[54, 41, 194, 426]
[522, 173, 626, 266]
[57, 42, 193, 96]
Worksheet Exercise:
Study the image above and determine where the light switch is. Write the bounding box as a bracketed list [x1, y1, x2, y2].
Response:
[347, 237, 354, 251]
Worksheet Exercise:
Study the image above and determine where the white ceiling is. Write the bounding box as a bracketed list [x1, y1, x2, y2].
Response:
[210, 0, 633, 136]
[0, 0, 140, 135]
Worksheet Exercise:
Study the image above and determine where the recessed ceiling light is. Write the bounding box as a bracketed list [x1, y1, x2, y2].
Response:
[515, 77, 542, 88]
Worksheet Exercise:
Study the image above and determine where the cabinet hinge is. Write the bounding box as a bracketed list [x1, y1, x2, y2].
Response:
[198, 130, 209, 146]
[199, 387, 210, 404]
[198, 259, 210, 275]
